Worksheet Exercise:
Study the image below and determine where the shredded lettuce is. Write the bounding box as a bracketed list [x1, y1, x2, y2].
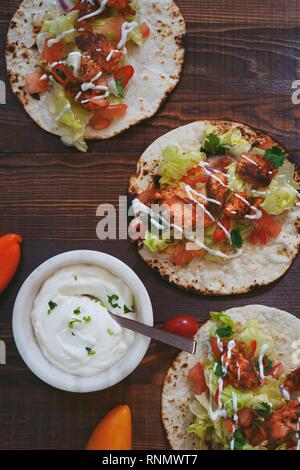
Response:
[48, 82, 91, 152]
[219, 128, 252, 156]
[127, 27, 144, 46]
[260, 161, 299, 215]
[144, 231, 173, 253]
[159, 146, 207, 187]
[188, 394, 231, 449]
[226, 162, 252, 195]
[41, 11, 78, 44]
[210, 311, 237, 334]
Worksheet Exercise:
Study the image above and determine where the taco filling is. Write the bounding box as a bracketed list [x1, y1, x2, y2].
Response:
[187, 311, 300, 450]
[131, 124, 300, 265]
[24, 0, 150, 150]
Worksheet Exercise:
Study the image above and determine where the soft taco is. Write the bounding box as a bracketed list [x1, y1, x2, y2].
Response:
[129, 120, 300, 295]
[161, 305, 300, 450]
[6, 0, 185, 151]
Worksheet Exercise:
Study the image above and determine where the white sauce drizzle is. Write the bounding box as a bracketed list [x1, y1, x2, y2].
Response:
[258, 344, 270, 380]
[40, 74, 48, 81]
[217, 377, 224, 409]
[242, 154, 259, 166]
[55, 102, 71, 121]
[48, 29, 77, 47]
[78, 0, 108, 22]
[118, 21, 138, 49]
[280, 385, 291, 401]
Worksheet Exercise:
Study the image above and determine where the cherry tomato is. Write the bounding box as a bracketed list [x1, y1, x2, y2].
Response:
[225, 417, 234, 433]
[139, 22, 151, 38]
[213, 218, 231, 244]
[170, 242, 204, 266]
[210, 336, 223, 362]
[43, 39, 65, 64]
[248, 340, 257, 358]
[164, 315, 198, 338]
[98, 104, 128, 119]
[189, 363, 208, 395]
[25, 72, 48, 95]
[95, 16, 124, 45]
[268, 362, 284, 379]
[70, 1, 81, 11]
[259, 135, 274, 150]
[114, 65, 134, 89]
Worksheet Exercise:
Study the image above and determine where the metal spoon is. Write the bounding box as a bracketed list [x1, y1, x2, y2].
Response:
[109, 312, 197, 354]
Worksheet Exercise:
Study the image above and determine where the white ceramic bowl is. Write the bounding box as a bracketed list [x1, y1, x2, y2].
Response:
[13, 250, 153, 393]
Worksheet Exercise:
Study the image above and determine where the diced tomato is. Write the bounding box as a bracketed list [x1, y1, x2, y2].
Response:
[114, 65, 134, 89]
[255, 211, 281, 238]
[225, 417, 235, 433]
[183, 167, 209, 185]
[170, 242, 205, 266]
[25, 72, 49, 95]
[210, 336, 223, 362]
[213, 218, 231, 244]
[98, 104, 128, 119]
[164, 315, 199, 338]
[139, 22, 151, 38]
[268, 362, 284, 379]
[248, 340, 257, 359]
[89, 116, 111, 130]
[51, 64, 77, 87]
[251, 228, 268, 245]
[189, 363, 208, 395]
[43, 39, 65, 64]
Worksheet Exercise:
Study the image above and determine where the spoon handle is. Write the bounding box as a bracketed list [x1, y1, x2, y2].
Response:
[110, 313, 197, 354]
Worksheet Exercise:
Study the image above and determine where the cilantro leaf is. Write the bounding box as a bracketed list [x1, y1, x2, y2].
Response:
[48, 300, 57, 315]
[203, 133, 225, 156]
[216, 325, 233, 339]
[107, 294, 121, 309]
[265, 146, 285, 169]
[233, 428, 246, 450]
[116, 79, 124, 98]
[85, 347, 96, 356]
[214, 363, 224, 377]
[124, 304, 134, 314]
[230, 228, 243, 249]
[264, 358, 273, 374]
[256, 402, 272, 419]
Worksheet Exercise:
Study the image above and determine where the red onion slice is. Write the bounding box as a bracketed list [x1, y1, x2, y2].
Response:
[59, 0, 75, 12]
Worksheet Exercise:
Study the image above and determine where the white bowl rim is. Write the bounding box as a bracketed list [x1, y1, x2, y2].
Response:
[13, 250, 153, 393]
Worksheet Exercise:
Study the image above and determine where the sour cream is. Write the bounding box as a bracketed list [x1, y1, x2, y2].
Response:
[31, 265, 136, 376]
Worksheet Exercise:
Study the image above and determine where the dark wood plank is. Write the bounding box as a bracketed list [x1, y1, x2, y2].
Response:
[0, 0, 300, 450]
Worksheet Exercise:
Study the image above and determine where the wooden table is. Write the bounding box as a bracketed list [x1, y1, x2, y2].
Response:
[0, 0, 299, 450]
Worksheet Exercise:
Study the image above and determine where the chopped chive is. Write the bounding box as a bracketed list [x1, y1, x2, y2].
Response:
[73, 307, 81, 315]
[124, 304, 134, 314]
[83, 316, 92, 323]
[107, 328, 114, 336]
[107, 294, 121, 309]
[48, 300, 57, 315]
[68, 318, 82, 329]
[85, 347, 96, 356]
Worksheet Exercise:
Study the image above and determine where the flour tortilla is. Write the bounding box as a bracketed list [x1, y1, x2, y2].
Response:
[129, 120, 300, 295]
[6, 0, 185, 141]
[161, 305, 300, 450]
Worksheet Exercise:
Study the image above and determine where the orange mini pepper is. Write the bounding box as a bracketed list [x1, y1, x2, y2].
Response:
[86, 405, 132, 450]
[0, 234, 22, 293]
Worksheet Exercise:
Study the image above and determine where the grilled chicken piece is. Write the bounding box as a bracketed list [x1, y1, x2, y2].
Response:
[211, 156, 234, 172]
[223, 192, 250, 218]
[207, 171, 229, 208]
[76, 32, 122, 74]
[265, 400, 300, 442]
[283, 367, 300, 392]
[79, 52, 101, 82]
[161, 186, 208, 207]
[238, 408, 268, 447]
[222, 343, 261, 391]
[236, 153, 274, 188]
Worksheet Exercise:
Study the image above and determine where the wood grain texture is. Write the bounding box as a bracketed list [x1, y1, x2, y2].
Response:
[0, 0, 300, 450]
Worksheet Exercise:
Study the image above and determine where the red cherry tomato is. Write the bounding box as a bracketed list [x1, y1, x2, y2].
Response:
[189, 363, 208, 395]
[251, 228, 268, 246]
[114, 65, 134, 89]
[254, 211, 281, 238]
[225, 417, 235, 433]
[139, 22, 150, 38]
[98, 104, 128, 119]
[164, 315, 198, 338]
[210, 336, 224, 362]
[248, 340, 257, 358]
